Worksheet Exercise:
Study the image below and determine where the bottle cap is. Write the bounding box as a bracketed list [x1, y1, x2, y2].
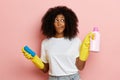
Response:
[93, 27, 99, 31]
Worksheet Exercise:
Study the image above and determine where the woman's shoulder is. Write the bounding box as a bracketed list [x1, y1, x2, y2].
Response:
[73, 37, 81, 44]
[41, 38, 49, 45]
[41, 37, 54, 44]
[74, 37, 81, 41]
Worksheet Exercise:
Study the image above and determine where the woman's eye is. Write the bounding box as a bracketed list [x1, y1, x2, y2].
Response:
[61, 19, 65, 22]
[55, 19, 59, 22]
[55, 19, 65, 22]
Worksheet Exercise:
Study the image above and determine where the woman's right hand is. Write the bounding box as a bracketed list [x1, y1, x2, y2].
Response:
[21, 48, 33, 59]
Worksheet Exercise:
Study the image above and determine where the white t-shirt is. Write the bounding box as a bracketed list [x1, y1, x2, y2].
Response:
[40, 37, 81, 76]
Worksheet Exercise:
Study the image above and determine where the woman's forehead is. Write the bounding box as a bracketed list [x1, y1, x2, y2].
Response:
[55, 14, 65, 18]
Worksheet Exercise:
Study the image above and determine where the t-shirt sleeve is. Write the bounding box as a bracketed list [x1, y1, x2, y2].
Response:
[40, 39, 48, 63]
[76, 37, 82, 57]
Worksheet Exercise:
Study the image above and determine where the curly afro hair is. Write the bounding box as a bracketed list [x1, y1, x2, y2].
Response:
[41, 6, 79, 40]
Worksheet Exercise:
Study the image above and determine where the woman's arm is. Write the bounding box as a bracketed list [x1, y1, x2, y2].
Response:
[22, 46, 49, 73]
[41, 63, 49, 73]
[76, 32, 94, 70]
[75, 57, 86, 70]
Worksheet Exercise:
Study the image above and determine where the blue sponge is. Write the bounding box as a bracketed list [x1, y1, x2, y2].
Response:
[24, 45, 36, 57]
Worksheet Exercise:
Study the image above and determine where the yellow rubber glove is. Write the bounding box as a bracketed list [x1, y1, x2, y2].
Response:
[31, 55, 44, 69]
[79, 32, 95, 61]
[21, 47, 44, 69]
[22, 48, 33, 59]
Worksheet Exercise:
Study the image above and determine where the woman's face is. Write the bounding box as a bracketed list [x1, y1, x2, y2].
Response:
[54, 14, 65, 34]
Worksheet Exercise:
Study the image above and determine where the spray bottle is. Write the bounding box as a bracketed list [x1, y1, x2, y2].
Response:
[90, 27, 100, 52]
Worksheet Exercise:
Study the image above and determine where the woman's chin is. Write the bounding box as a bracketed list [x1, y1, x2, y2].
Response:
[56, 30, 64, 34]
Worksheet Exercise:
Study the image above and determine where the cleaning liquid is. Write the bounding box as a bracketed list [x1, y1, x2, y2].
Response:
[90, 27, 100, 52]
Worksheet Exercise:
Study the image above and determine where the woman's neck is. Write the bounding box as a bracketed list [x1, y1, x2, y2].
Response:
[55, 33, 64, 38]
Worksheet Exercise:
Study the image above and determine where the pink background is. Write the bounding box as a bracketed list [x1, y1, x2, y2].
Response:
[0, 0, 120, 80]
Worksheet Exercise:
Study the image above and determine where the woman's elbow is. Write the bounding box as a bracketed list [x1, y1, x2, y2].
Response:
[42, 69, 48, 73]
[78, 65, 85, 71]
[75, 57, 86, 71]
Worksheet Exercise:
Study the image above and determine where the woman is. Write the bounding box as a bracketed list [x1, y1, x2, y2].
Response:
[22, 6, 93, 80]
[40, 6, 85, 80]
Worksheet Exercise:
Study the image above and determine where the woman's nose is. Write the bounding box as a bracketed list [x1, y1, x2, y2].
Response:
[57, 21, 62, 26]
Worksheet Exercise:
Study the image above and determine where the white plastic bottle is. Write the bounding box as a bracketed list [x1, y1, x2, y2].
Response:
[90, 27, 100, 52]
